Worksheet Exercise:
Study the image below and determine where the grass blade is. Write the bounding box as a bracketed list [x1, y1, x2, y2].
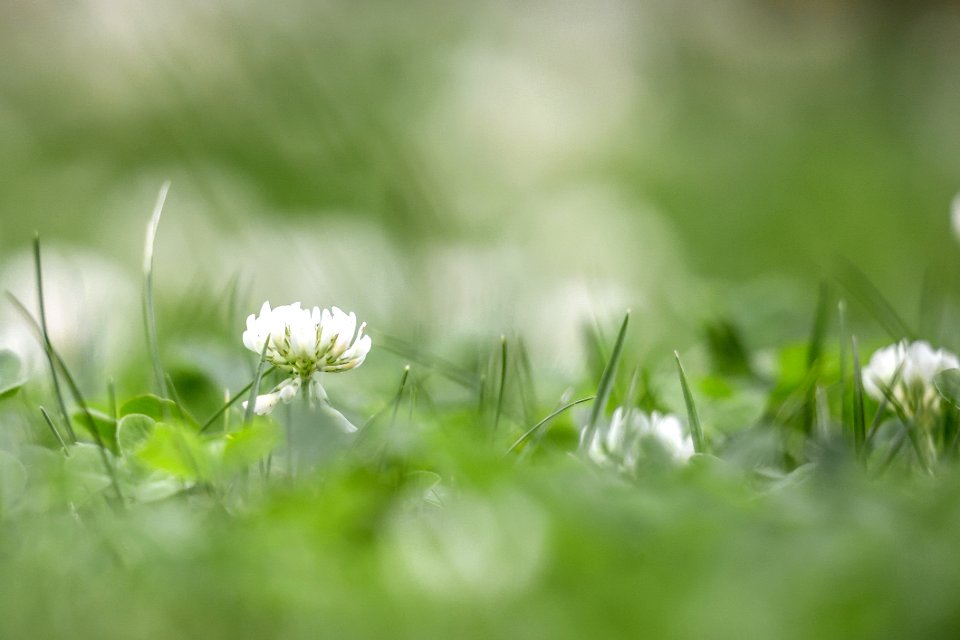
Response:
[143, 181, 171, 399]
[802, 282, 831, 435]
[583, 311, 630, 445]
[837, 299, 848, 432]
[851, 336, 867, 456]
[39, 406, 68, 456]
[494, 335, 508, 433]
[836, 260, 915, 340]
[515, 337, 538, 426]
[506, 396, 595, 455]
[7, 293, 124, 503]
[390, 365, 411, 430]
[373, 331, 477, 390]
[674, 351, 706, 454]
[199, 365, 277, 433]
[243, 341, 271, 426]
[33, 235, 76, 443]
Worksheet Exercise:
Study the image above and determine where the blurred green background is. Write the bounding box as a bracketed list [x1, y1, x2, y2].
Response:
[0, 0, 958, 368]
[3, 4, 960, 638]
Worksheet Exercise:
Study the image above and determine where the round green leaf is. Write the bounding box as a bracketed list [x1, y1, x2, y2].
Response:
[136, 423, 211, 481]
[935, 369, 960, 409]
[117, 414, 157, 457]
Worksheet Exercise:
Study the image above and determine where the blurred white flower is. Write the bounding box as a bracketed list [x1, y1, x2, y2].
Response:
[241, 301, 371, 415]
[863, 340, 959, 416]
[0, 246, 136, 374]
[584, 407, 694, 472]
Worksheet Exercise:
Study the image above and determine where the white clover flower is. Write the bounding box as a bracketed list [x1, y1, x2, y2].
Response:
[863, 340, 959, 416]
[241, 301, 372, 415]
[583, 407, 694, 473]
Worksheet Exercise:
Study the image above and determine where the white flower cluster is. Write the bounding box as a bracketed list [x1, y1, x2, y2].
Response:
[863, 340, 959, 416]
[583, 407, 694, 473]
[241, 302, 372, 415]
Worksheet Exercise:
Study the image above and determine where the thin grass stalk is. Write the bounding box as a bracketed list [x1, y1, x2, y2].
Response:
[583, 312, 630, 445]
[39, 406, 68, 456]
[6, 294, 124, 502]
[494, 335, 508, 434]
[143, 181, 171, 400]
[199, 365, 277, 433]
[851, 336, 867, 456]
[33, 236, 75, 443]
[506, 396, 595, 455]
[674, 351, 706, 454]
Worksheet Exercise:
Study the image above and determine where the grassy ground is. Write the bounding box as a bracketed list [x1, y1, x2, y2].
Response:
[2, 1, 960, 637]
[2, 225, 960, 639]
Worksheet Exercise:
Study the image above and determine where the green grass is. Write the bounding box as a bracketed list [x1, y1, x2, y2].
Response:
[1, 4, 959, 636]
[1, 215, 960, 639]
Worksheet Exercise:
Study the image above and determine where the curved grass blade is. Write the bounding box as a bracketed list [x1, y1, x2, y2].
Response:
[199, 365, 277, 433]
[674, 351, 705, 454]
[802, 282, 831, 435]
[33, 235, 76, 443]
[506, 396, 595, 455]
[7, 293, 123, 502]
[373, 331, 477, 390]
[494, 335, 508, 433]
[243, 341, 271, 426]
[851, 336, 867, 455]
[39, 406, 68, 456]
[389, 365, 411, 430]
[583, 311, 630, 445]
[836, 260, 915, 340]
[143, 181, 171, 400]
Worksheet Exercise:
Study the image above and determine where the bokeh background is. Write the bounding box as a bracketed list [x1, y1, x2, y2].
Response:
[1, 0, 958, 379]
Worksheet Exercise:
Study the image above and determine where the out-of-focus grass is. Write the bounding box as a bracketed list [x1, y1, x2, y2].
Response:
[2, 1, 960, 638]
[1, 0, 958, 303]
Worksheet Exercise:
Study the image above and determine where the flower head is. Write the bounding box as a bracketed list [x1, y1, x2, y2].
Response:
[241, 301, 372, 415]
[583, 407, 694, 473]
[863, 340, 959, 417]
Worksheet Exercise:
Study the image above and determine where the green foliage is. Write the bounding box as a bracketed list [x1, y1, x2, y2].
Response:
[934, 369, 960, 409]
[120, 394, 199, 429]
[222, 419, 280, 473]
[71, 408, 118, 453]
[135, 423, 212, 481]
[116, 413, 157, 457]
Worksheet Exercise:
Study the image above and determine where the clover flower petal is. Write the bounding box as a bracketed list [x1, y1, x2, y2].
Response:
[863, 340, 959, 417]
[583, 407, 694, 473]
[240, 301, 372, 414]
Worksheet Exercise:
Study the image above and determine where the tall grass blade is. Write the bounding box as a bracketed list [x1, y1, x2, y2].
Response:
[390, 365, 411, 430]
[837, 300, 848, 432]
[107, 378, 118, 422]
[851, 336, 867, 455]
[374, 332, 477, 390]
[516, 337, 538, 426]
[494, 335, 508, 433]
[7, 293, 123, 502]
[836, 260, 915, 340]
[143, 181, 171, 400]
[39, 406, 68, 455]
[583, 312, 629, 444]
[802, 282, 831, 435]
[506, 396, 595, 455]
[33, 235, 75, 443]
[199, 365, 277, 433]
[243, 341, 271, 426]
[674, 351, 706, 454]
